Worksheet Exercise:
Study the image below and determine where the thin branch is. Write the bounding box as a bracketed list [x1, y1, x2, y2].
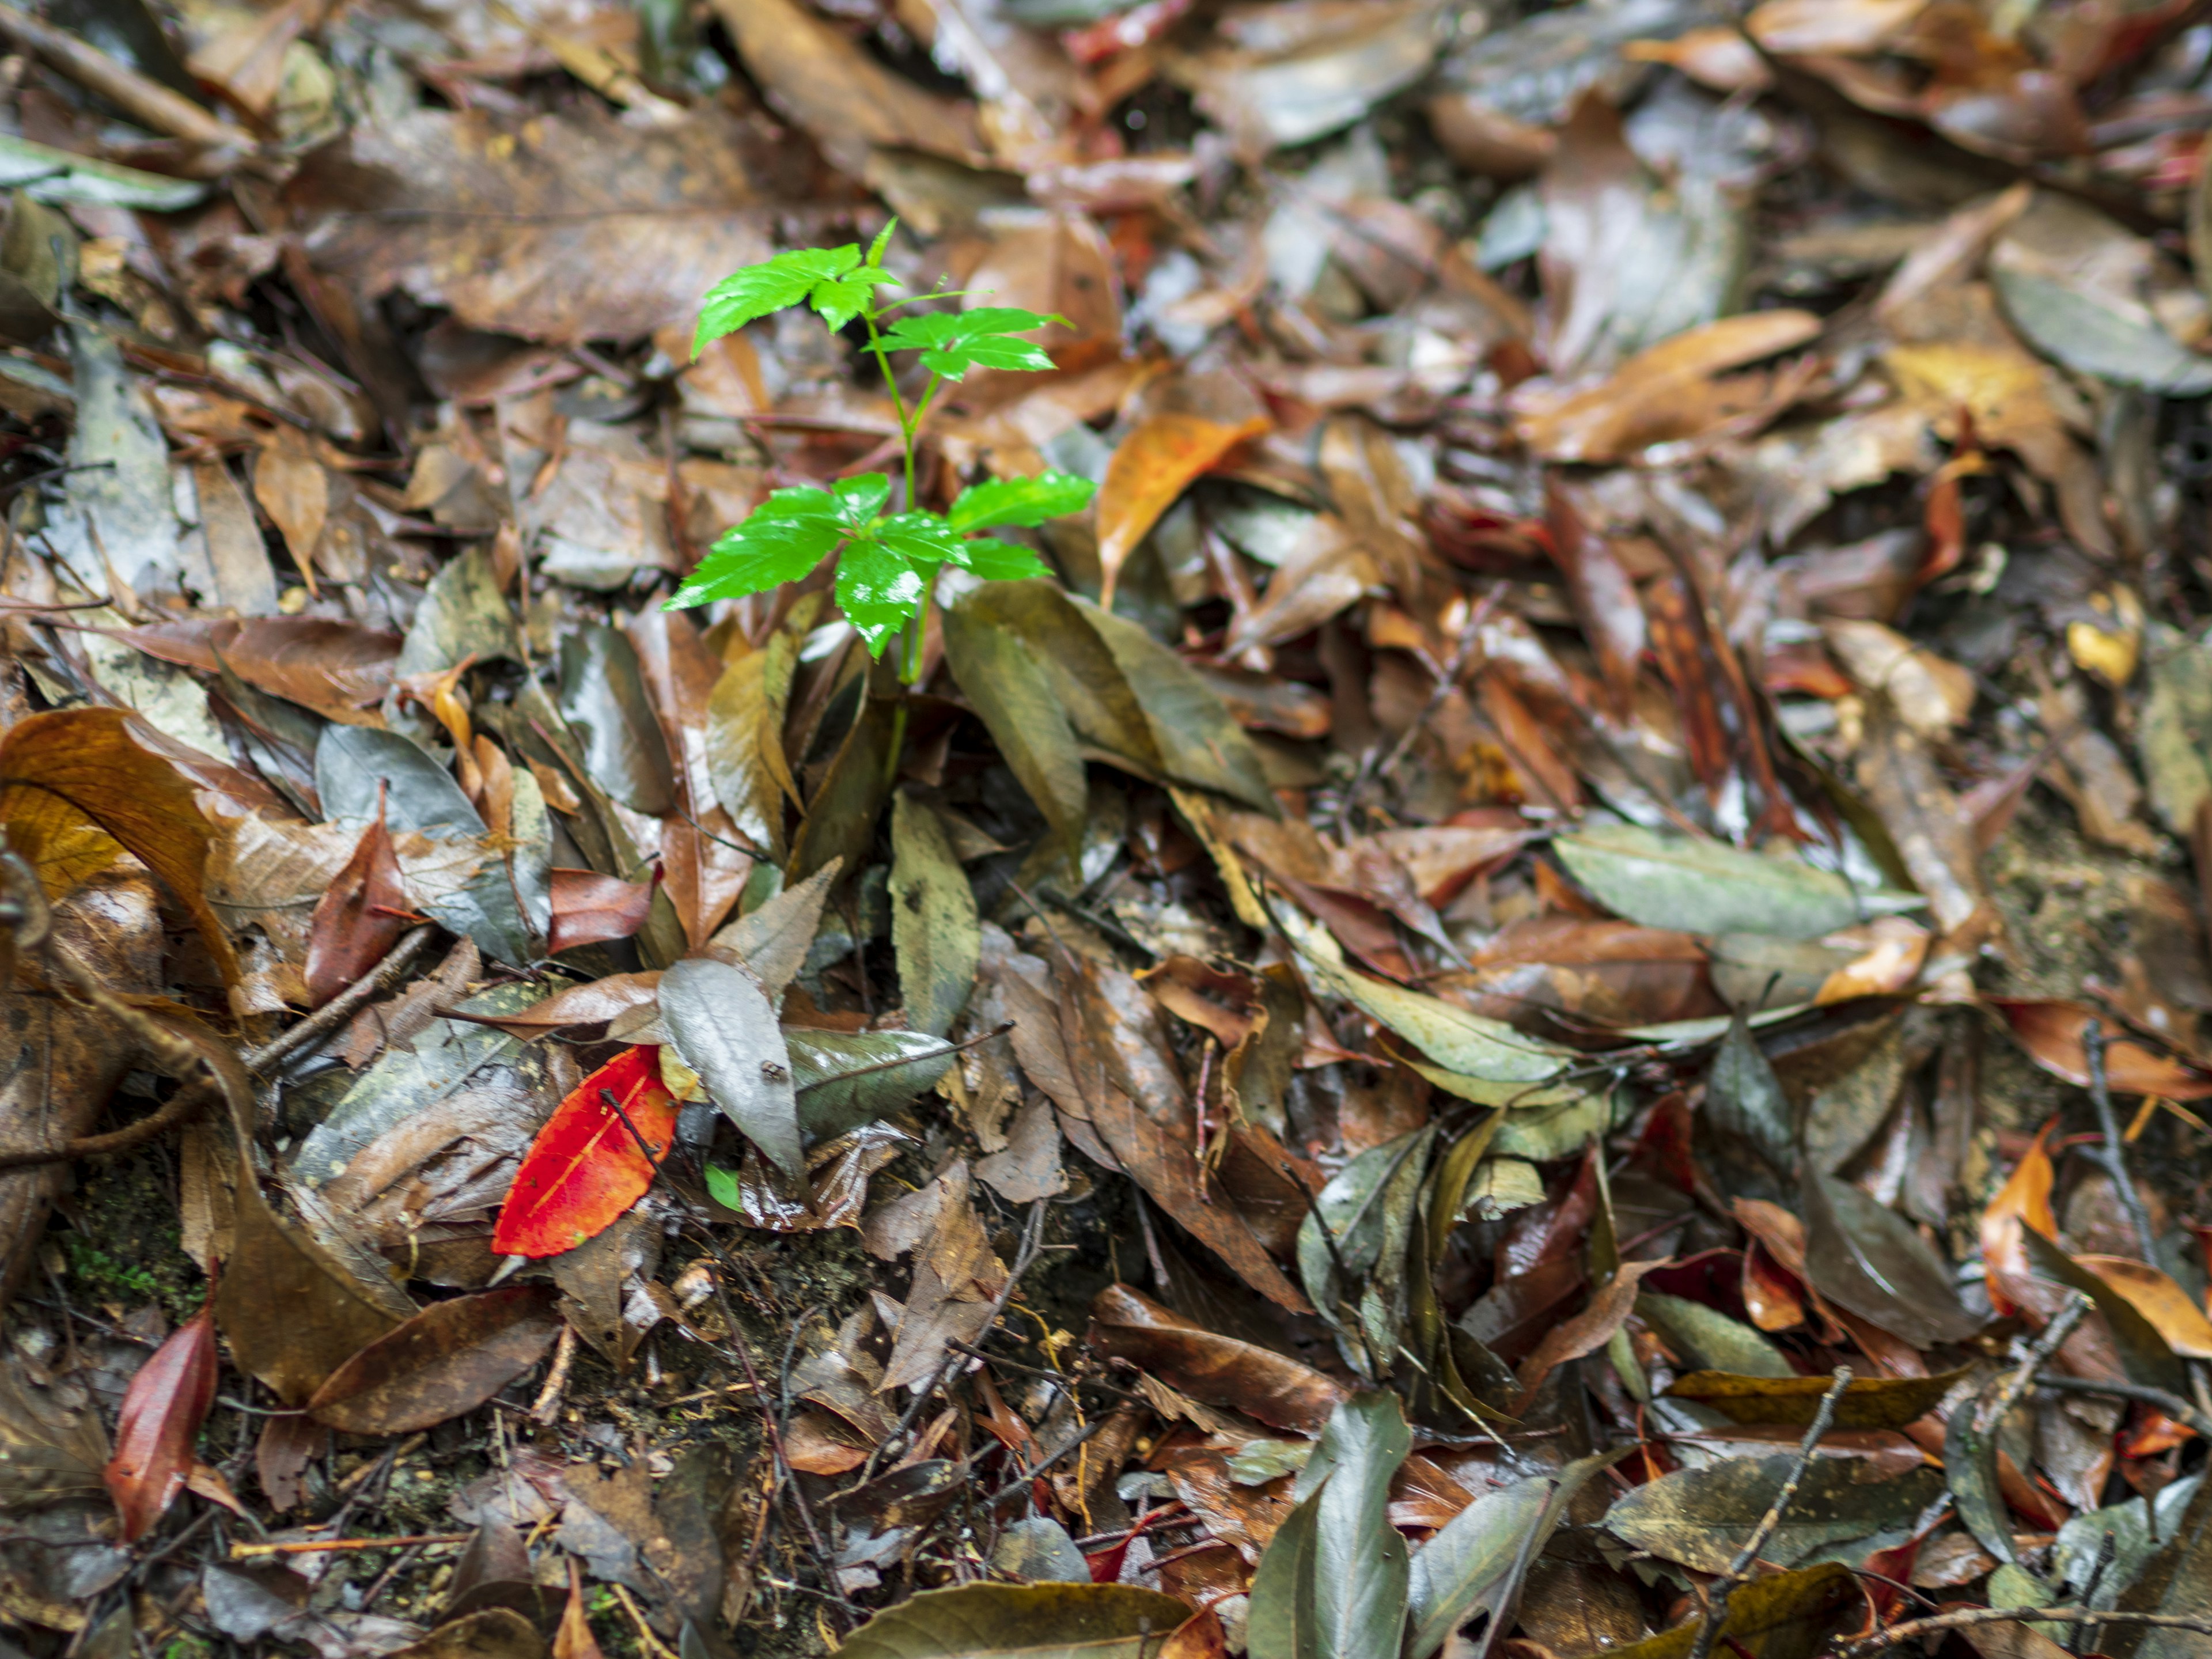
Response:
[1843, 1609, 2212, 1656]
[2083, 1021, 2161, 1263]
[1982, 1293, 2090, 1435]
[861, 1198, 1050, 1483]
[1683, 1367, 1851, 1659]
[242, 926, 436, 1074]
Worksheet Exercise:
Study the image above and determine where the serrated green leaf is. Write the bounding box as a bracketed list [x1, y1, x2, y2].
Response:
[836, 536, 929, 656]
[877, 306, 1066, 379]
[877, 510, 966, 572]
[809, 271, 883, 331]
[831, 472, 892, 524]
[694, 246, 859, 355]
[865, 218, 897, 270]
[948, 471, 1097, 533]
[666, 486, 845, 609]
[950, 538, 1054, 581]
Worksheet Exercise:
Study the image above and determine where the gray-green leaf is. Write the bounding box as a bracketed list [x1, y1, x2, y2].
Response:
[890, 793, 980, 1038]
[1553, 823, 1917, 939]
[660, 957, 802, 1177]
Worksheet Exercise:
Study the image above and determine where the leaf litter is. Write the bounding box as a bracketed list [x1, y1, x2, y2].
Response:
[11, 1, 2212, 1656]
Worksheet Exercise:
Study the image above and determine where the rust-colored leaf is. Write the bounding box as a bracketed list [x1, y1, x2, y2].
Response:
[1979, 1119, 2056, 1320]
[306, 1284, 562, 1434]
[1510, 1259, 1665, 1412]
[303, 782, 412, 1009]
[1096, 412, 1268, 608]
[492, 1047, 677, 1259]
[544, 866, 659, 956]
[105, 1298, 219, 1542]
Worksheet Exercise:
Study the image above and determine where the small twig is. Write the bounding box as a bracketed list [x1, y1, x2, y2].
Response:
[1843, 1609, 2212, 1656]
[976, 1412, 1115, 1510]
[945, 1341, 1149, 1404]
[2082, 1021, 2161, 1264]
[243, 926, 436, 1074]
[0, 4, 246, 154]
[230, 1535, 471, 1558]
[1683, 1367, 1851, 1659]
[2032, 1373, 2212, 1437]
[862, 1199, 1050, 1483]
[1983, 1294, 2090, 1434]
[529, 1324, 577, 1424]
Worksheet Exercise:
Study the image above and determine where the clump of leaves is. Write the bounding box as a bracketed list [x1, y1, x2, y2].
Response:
[664, 224, 1095, 682]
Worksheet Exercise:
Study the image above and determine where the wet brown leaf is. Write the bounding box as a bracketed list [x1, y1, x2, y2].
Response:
[306, 1285, 562, 1434]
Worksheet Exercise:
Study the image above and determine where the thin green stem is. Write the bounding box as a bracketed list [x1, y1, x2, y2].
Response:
[903, 370, 942, 516]
[859, 308, 915, 508]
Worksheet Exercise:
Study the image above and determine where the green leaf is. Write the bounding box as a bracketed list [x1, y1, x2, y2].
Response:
[694, 246, 859, 355]
[865, 218, 897, 270]
[835, 536, 929, 657]
[666, 486, 846, 609]
[789, 1028, 955, 1142]
[948, 471, 1097, 533]
[1298, 1392, 1411, 1659]
[950, 538, 1054, 581]
[809, 271, 885, 331]
[889, 793, 979, 1038]
[831, 472, 892, 525]
[1552, 823, 1920, 939]
[1401, 1474, 1555, 1659]
[876, 510, 966, 573]
[702, 1164, 743, 1209]
[876, 306, 1067, 379]
[1636, 1292, 1794, 1379]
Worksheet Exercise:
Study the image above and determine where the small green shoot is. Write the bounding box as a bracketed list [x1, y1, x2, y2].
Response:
[665, 223, 1096, 687]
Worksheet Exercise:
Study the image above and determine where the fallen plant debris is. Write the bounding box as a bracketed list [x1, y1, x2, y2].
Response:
[10, 0, 2212, 1656]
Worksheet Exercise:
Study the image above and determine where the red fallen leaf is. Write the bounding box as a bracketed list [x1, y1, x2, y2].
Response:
[1987, 998, 2212, 1099]
[303, 782, 411, 1008]
[545, 865, 660, 956]
[105, 1297, 219, 1542]
[491, 1046, 678, 1258]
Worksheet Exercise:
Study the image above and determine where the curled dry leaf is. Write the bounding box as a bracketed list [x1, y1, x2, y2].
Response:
[1087, 1283, 1347, 1433]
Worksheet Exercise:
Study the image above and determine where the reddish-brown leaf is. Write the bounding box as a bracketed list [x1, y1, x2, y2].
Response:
[216, 618, 402, 725]
[105, 1297, 219, 1542]
[1510, 1257, 1666, 1412]
[1087, 1283, 1346, 1433]
[491, 1047, 678, 1258]
[1988, 998, 2212, 1099]
[544, 866, 659, 957]
[303, 782, 411, 1008]
[306, 1284, 562, 1434]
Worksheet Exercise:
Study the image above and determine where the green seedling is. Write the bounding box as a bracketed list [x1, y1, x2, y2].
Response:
[662, 222, 1095, 688]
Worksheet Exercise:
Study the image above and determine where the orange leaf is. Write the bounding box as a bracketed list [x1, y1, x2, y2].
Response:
[1096, 412, 1267, 608]
[492, 1046, 679, 1257]
[0, 706, 240, 987]
[105, 1298, 219, 1543]
[2076, 1255, 2212, 1358]
[1989, 998, 2212, 1098]
[1980, 1119, 2056, 1319]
